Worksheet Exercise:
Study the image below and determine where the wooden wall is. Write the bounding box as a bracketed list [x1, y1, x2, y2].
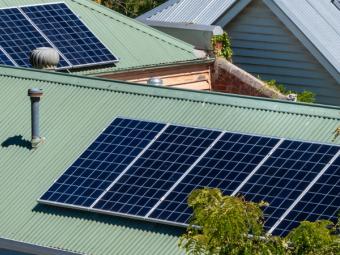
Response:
[225, 0, 340, 106]
[98, 63, 211, 91]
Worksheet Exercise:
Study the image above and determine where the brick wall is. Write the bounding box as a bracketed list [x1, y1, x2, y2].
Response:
[212, 58, 287, 99]
[213, 69, 266, 97]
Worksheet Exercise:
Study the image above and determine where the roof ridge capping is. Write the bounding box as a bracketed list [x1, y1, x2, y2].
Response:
[0, 64, 339, 121]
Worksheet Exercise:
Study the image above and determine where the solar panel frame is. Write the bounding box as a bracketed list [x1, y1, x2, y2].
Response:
[38, 117, 167, 208]
[0, 47, 16, 66]
[20, 2, 119, 69]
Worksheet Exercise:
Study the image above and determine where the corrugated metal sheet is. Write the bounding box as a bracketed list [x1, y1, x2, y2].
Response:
[0, 0, 198, 75]
[226, 0, 340, 106]
[335, 0, 340, 9]
[0, 65, 339, 255]
[141, 0, 236, 24]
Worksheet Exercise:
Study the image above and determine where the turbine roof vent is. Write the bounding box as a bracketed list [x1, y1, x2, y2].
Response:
[30, 47, 60, 70]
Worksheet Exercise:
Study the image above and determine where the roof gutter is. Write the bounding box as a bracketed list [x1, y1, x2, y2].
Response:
[0, 237, 82, 255]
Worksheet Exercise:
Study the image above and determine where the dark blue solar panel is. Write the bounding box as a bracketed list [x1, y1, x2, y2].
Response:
[0, 49, 15, 66]
[0, 8, 68, 68]
[40, 118, 165, 207]
[150, 133, 279, 224]
[22, 3, 118, 67]
[93, 126, 221, 216]
[237, 141, 339, 231]
[273, 154, 340, 236]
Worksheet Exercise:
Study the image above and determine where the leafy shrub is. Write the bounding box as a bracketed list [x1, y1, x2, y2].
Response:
[181, 188, 340, 255]
[265, 79, 315, 103]
[211, 32, 233, 60]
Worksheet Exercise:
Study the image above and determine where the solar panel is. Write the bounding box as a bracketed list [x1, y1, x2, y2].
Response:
[272, 154, 340, 236]
[93, 126, 221, 216]
[237, 141, 339, 231]
[0, 49, 15, 66]
[0, 8, 69, 68]
[40, 118, 165, 207]
[21, 3, 118, 67]
[149, 133, 280, 224]
[39, 117, 340, 235]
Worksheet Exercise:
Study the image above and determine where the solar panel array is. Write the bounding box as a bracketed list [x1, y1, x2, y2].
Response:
[0, 49, 14, 66]
[0, 3, 118, 69]
[41, 118, 165, 207]
[39, 117, 340, 236]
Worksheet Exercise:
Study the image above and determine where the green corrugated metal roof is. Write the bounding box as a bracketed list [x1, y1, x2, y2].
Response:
[0, 0, 200, 75]
[0, 65, 339, 255]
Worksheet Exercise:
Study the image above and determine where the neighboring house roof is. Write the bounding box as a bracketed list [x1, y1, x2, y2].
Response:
[139, 0, 340, 83]
[0, 0, 200, 75]
[138, 0, 236, 25]
[0, 64, 339, 254]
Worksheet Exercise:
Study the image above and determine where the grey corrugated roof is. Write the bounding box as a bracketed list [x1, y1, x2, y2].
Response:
[269, 0, 340, 79]
[139, 0, 340, 81]
[138, 0, 236, 24]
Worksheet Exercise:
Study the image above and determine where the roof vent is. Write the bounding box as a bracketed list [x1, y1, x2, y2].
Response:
[28, 88, 44, 148]
[147, 77, 163, 86]
[30, 47, 60, 70]
[287, 94, 298, 102]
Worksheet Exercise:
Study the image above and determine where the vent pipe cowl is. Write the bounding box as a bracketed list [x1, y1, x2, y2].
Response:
[30, 47, 60, 70]
[28, 88, 44, 149]
[287, 94, 298, 102]
[147, 77, 163, 86]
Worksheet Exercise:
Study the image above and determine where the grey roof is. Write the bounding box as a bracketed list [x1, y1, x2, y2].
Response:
[139, 0, 340, 82]
[334, 0, 340, 9]
[267, 0, 340, 81]
[138, 0, 236, 24]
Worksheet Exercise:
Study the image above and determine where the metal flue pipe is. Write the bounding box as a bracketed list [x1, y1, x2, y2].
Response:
[28, 88, 43, 148]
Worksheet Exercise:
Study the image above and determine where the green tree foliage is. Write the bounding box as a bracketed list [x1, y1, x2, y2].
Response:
[94, 0, 166, 17]
[211, 32, 233, 61]
[180, 188, 287, 255]
[180, 188, 340, 255]
[287, 219, 340, 255]
[265, 79, 316, 103]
